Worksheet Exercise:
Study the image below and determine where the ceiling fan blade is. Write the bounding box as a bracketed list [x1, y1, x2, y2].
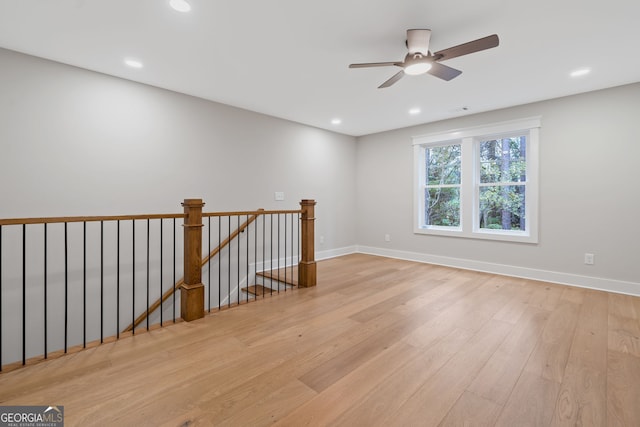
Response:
[378, 70, 405, 88]
[349, 61, 399, 68]
[428, 62, 462, 81]
[406, 29, 431, 55]
[433, 34, 499, 61]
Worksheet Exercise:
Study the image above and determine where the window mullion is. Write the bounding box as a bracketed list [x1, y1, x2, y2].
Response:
[460, 137, 474, 235]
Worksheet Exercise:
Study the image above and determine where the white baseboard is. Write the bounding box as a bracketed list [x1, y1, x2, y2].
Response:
[355, 246, 640, 297]
[317, 245, 358, 261]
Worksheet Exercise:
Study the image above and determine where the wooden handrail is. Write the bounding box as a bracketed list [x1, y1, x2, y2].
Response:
[203, 209, 301, 217]
[123, 209, 264, 332]
[0, 213, 184, 226]
[0, 209, 301, 226]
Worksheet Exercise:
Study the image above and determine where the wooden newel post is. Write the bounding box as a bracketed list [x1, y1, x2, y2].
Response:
[298, 199, 317, 287]
[181, 198, 205, 321]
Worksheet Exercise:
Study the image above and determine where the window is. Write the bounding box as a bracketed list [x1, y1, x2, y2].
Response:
[425, 144, 461, 228]
[414, 118, 540, 243]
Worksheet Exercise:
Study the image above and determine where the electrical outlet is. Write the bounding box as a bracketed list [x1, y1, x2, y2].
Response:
[584, 253, 594, 265]
[274, 192, 285, 201]
[319, 235, 325, 244]
[384, 234, 391, 242]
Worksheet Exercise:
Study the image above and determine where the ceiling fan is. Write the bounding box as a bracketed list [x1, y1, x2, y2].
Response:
[349, 29, 499, 88]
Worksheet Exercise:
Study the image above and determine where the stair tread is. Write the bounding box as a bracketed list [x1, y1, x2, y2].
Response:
[256, 267, 298, 286]
[242, 285, 276, 296]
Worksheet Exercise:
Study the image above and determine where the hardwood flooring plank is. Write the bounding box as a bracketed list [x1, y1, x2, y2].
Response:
[550, 290, 608, 426]
[348, 279, 438, 323]
[559, 285, 587, 305]
[402, 274, 517, 349]
[528, 282, 564, 312]
[608, 292, 638, 320]
[551, 362, 606, 426]
[495, 371, 561, 427]
[439, 391, 503, 427]
[274, 342, 421, 426]
[468, 306, 549, 405]
[297, 308, 432, 392]
[332, 327, 476, 427]
[608, 313, 640, 358]
[492, 280, 537, 324]
[392, 274, 482, 317]
[386, 319, 512, 426]
[214, 379, 317, 427]
[416, 273, 491, 314]
[607, 350, 640, 426]
[566, 290, 609, 371]
[608, 292, 640, 359]
[524, 299, 581, 383]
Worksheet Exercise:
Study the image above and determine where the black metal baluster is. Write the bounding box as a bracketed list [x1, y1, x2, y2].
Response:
[146, 219, 150, 331]
[270, 214, 274, 293]
[0, 226, 3, 371]
[284, 214, 287, 292]
[263, 215, 269, 296]
[298, 213, 301, 276]
[289, 214, 295, 288]
[254, 214, 258, 298]
[256, 215, 271, 297]
[173, 218, 176, 323]
[132, 220, 135, 335]
[246, 215, 249, 302]
[277, 214, 281, 293]
[64, 222, 68, 353]
[117, 220, 120, 339]
[208, 216, 211, 312]
[228, 216, 231, 308]
[83, 221, 86, 348]
[100, 221, 104, 344]
[22, 224, 26, 365]
[291, 213, 295, 288]
[160, 220, 163, 327]
[218, 216, 221, 310]
[44, 223, 48, 358]
[237, 215, 240, 304]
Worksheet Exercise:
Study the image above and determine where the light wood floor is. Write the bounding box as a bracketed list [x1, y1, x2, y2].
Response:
[1, 254, 639, 426]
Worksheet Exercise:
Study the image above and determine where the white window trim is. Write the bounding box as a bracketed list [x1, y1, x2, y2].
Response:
[413, 117, 540, 243]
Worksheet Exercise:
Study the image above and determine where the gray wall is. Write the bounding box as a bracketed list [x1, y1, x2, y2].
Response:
[0, 47, 357, 254]
[356, 83, 640, 293]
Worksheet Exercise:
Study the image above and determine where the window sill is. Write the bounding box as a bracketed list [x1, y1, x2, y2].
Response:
[414, 226, 538, 244]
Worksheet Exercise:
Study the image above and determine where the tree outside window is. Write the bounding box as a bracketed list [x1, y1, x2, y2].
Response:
[478, 136, 527, 231]
[425, 144, 461, 227]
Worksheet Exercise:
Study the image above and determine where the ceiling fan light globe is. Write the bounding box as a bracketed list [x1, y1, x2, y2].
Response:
[404, 62, 432, 76]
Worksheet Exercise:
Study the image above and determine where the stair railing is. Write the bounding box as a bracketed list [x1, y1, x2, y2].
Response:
[124, 208, 264, 331]
[0, 199, 315, 372]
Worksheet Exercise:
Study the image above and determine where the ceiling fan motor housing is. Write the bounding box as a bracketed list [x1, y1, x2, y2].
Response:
[406, 29, 431, 54]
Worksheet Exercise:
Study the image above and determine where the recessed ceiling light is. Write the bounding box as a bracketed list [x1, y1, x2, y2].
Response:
[124, 58, 143, 69]
[169, 0, 191, 12]
[409, 108, 421, 115]
[331, 118, 342, 125]
[570, 68, 591, 78]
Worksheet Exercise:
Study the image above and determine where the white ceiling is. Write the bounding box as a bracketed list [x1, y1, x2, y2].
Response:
[0, 0, 638, 136]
